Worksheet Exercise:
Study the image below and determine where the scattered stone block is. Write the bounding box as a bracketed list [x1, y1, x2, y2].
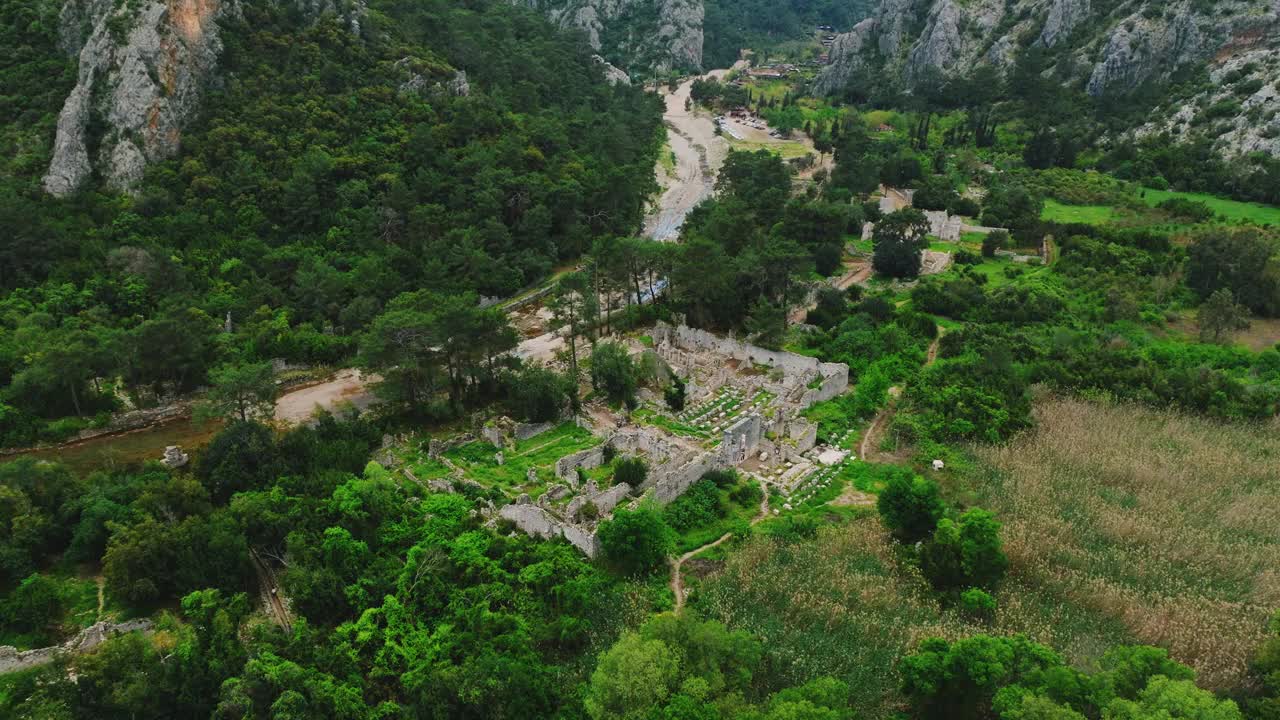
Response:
[161, 445, 189, 469]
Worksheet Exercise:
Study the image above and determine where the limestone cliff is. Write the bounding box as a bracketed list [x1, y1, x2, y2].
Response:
[813, 0, 1280, 156]
[514, 0, 703, 72]
[44, 0, 366, 197]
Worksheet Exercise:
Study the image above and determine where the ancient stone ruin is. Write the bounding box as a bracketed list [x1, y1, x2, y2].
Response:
[161, 445, 190, 469]
[496, 323, 853, 557]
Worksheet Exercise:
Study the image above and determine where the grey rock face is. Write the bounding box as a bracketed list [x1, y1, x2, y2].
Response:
[44, 0, 368, 197]
[1038, 0, 1089, 47]
[814, 0, 1279, 157]
[517, 0, 703, 72]
[447, 70, 471, 96]
[656, 0, 702, 71]
[906, 0, 966, 78]
[813, 0, 929, 95]
[812, 18, 876, 95]
[876, 0, 924, 58]
[1086, 8, 1207, 96]
[45, 0, 237, 197]
[593, 54, 632, 85]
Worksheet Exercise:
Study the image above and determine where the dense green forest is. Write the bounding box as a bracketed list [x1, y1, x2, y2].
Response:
[2, 0, 1280, 718]
[701, 0, 877, 69]
[0, 0, 662, 447]
[830, 46, 1280, 207]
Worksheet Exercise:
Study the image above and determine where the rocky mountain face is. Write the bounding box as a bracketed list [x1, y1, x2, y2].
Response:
[514, 0, 703, 73]
[814, 0, 1280, 156]
[44, 0, 366, 197]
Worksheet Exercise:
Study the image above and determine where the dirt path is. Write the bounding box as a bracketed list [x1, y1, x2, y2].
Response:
[250, 549, 291, 632]
[858, 330, 943, 463]
[273, 369, 378, 425]
[789, 259, 873, 324]
[670, 480, 770, 613]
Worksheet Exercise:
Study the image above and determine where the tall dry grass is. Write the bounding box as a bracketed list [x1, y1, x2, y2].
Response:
[698, 521, 982, 719]
[973, 397, 1280, 689]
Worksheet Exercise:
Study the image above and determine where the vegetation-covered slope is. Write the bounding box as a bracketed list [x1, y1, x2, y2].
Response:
[0, 0, 662, 446]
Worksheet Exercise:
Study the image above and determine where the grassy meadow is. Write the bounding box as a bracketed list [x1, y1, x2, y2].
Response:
[1141, 187, 1280, 226]
[1041, 198, 1118, 224]
[697, 519, 977, 720]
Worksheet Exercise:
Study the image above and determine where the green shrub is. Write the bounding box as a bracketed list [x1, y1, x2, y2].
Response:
[877, 472, 946, 543]
[614, 456, 648, 487]
[663, 480, 723, 532]
[597, 505, 675, 576]
[958, 588, 997, 622]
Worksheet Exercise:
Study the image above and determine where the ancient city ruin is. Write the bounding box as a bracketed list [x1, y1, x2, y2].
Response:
[492, 322, 852, 556]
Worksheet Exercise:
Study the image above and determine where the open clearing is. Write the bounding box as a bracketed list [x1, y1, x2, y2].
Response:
[969, 397, 1280, 689]
[698, 520, 977, 720]
[1141, 187, 1280, 226]
[1042, 198, 1118, 224]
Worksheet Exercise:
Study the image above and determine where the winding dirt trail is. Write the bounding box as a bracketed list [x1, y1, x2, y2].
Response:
[250, 549, 292, 632]
[859, 330, 944, 463]
[670, 480, 770, 613]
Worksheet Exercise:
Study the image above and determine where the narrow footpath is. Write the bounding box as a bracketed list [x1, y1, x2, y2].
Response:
[859, 330, 943, 463]
[670, 482, 771, 613]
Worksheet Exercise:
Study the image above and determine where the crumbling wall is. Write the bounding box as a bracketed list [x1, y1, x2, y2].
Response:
[555, 446, 606, 482]
[499, 503, 599, 557]
[514, 421, 556, 441]
[428, 433, 476, 459]
[592, 483, 632, 514]
[655, 323, 820, 378]
[560, 523, 601, 557]
[788, 418, 818, 453]
[651, 451, 722, 504]
[801, 362, 850, 407]
[0, 619, 153, 675]
[719, 414, 763, 465]
[923, 209, 963, 242]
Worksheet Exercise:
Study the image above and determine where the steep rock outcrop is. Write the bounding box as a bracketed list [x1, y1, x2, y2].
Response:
[906, 0, 968, 79]
[45, 0, 236, 196]
[1037, 0, 1089, 48]
[1085, 6, 1207, 96]
[44, 0, 367, 197]
[813, 0, 1280, 156]
[812, 18, 877, 95]
[517, 0, 703, 72]
[813, 0, 930, 94]
[593, 55, 632, 85]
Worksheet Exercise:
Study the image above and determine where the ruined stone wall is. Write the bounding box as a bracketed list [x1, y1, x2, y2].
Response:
[719, 414, 763, 465]
[592, 483, 632, 514]
[924, 209, 964, 242]
[801, 363, 850, 407]
[655, 323, 821, 379]
[514, 421, 556, 442]
[651, 450, 722, 504]
[788, 418, 818, 453]
[0, 619, 153, 675]
[555, 446, 606, 482]
[499, 503, 600, 557]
